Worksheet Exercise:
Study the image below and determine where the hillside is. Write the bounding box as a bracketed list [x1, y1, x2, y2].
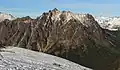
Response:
[0, 47, 92, 70]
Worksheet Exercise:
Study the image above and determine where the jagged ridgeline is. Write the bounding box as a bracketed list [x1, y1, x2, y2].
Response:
[0, 8, 120, 70]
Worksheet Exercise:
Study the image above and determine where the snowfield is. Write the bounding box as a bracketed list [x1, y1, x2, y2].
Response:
[0, 47, 92, 70]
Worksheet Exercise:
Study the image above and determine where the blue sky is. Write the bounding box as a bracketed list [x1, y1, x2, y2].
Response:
[0, 0, 120, 18]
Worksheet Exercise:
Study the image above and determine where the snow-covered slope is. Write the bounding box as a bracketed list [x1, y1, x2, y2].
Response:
[0, 47, 92, 70]
[0, 12, 15, 22]
[95, 16, 120, 31]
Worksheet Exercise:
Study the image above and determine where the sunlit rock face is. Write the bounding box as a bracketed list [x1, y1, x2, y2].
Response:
[0, 8, 120, 70]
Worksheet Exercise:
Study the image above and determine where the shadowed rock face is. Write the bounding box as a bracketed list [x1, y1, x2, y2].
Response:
[0, 9, 120, 70]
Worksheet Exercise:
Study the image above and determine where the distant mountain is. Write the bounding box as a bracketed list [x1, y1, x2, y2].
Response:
[95, 16, 120, 31]
[0, 12, 15, 22]
[0, 8, 120, 70]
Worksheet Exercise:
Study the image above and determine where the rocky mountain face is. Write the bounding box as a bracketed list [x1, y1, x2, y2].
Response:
[0, 8, 120, 70]
[0, 12, 15, 22]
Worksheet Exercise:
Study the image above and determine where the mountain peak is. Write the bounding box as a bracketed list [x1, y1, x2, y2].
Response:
[52, 8, 59, 12]
[40, 9, 96, 27]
